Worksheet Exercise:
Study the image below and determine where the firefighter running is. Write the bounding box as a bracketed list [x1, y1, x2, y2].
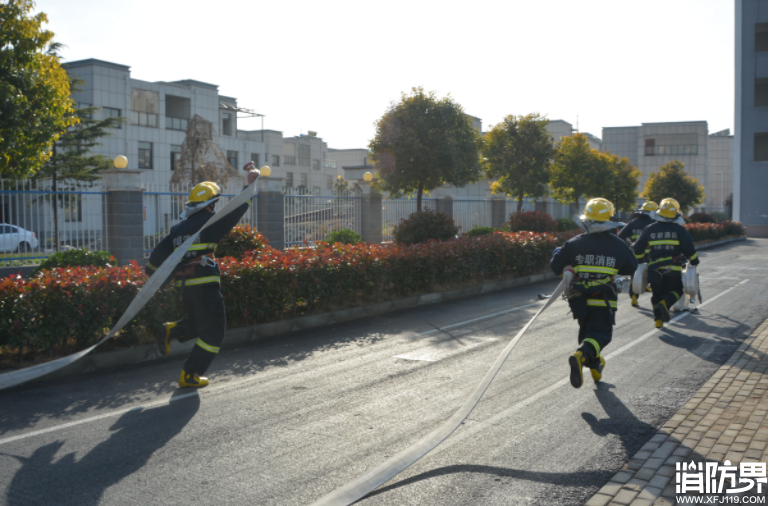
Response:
[146, 163, 261, 388]
[551, 198, 638, 388]
[631, 198, 699, 329]
[618, 201, 658, 307]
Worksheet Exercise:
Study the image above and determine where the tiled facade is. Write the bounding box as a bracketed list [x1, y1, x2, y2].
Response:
[602, 122, 714, 210]
[707, 131, 734, 211]
[734, 0, 768, 236]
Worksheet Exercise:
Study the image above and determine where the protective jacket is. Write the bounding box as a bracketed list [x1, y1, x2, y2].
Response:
[551, 231, 638, 311]
[632, 220, 699, 275]
[145, 201, 250, 287]
[618, 213, 654, 244]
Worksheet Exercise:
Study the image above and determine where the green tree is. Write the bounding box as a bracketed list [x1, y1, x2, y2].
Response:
[0, 0, 77, 178]
[368, 87, 482, 211]
[482, 113, 556, 213]
[550, 133, 614, 211]
[642, 160, 705, 214]
[34, 84, 125, 250]
[605, 152, 641, 213]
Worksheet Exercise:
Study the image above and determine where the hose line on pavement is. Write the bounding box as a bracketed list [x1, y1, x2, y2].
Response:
[0, 181, 258, 391]
[309, 277, 567, 506]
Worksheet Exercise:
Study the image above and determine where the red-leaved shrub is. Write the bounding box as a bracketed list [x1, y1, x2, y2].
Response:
[507, 210, 558, 233]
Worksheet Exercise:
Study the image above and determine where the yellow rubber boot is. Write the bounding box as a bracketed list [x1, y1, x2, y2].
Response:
[568, 351, 586, 388]
[659, 300, 671, 322]
[655, 319, 664, 329]
[157, 322, 177, 356]
[630, 295, 638, 307]
[179, 369, 209, 388]
[590, 356, 606, 382]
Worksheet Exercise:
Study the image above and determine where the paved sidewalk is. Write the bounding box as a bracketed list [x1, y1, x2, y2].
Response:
[586, 320, 768, 506]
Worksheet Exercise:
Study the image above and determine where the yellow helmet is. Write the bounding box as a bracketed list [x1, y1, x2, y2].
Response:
[581, 198, 613, 222]
[658, 198, 680, 219]
[640, 201, 658, 212]
[182, 181, 221, 218]
[594, 198, 615, 216]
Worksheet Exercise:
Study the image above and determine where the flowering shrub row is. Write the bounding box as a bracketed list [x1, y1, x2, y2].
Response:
[684, 221, 745, 242]
[507, 211, 558, 233]
[0, 231, 575, 357]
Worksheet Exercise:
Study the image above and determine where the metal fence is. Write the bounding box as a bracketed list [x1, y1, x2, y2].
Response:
[0, 178, 109, 266]
[382, 197, 437, 242]
[453, 199, 491, 233]
[143, 182, 257, 257]
[283, 187, 360, 247]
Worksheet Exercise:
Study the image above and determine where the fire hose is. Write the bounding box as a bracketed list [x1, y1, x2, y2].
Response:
[309, 276, 568, 506]
[0, 178, 259, 391]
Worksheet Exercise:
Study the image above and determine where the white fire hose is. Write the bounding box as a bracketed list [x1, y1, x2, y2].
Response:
[0, 178, 259, 391]
[309, 277, 568, 506]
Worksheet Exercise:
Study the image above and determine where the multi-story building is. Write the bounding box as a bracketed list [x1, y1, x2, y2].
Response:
[61, 59, 352, 193]
[707, 129, 734, 214]
[601, 121, 711, 209]
[734, 0, 768, 237]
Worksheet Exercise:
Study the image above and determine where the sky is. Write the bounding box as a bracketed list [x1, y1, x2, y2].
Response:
[35, 0, 735, 150]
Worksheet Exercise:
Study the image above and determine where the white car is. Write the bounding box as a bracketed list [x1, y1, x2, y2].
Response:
[1, 224, 39, 253]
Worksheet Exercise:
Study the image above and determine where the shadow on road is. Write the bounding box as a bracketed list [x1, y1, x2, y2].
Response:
[361, 463, 614, 501]
[2, 394, 199, 506]
[581, 382, 657, 459]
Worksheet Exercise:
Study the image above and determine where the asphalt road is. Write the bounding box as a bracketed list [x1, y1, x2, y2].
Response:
[0, 239, 766, 506]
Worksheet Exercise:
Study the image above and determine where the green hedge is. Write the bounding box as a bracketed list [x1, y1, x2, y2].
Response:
[0, 231, 576, 358]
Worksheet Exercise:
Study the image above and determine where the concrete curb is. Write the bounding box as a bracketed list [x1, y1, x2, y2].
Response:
[692, 235, 747, 251]
[28, 271, 559, 384]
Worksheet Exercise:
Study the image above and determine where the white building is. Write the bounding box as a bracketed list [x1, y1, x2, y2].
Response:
[601, 121, 712, 210]
[62, 59, 354, 193]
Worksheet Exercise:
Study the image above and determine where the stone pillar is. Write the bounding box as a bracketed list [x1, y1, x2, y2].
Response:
[256, 177, 285, 250]
[490, 194, 508, 229]
[432, 186, 453, 220]
[355, 181, 382, 244]
[99, 168, 145, 267]
[535, 200, 548, 213]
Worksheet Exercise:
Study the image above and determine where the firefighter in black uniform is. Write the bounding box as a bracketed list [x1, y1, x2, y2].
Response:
[618, 201, 658, 307]
[146, 164, 261, 387]
[632, 198, 699, 329]
[551, 198, 638, 388]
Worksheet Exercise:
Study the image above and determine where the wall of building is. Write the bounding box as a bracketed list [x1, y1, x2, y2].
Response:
[734, 0, 768, 236]
[707, 132, 734, 211]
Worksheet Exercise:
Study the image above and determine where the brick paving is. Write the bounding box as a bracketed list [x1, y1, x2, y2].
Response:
[586, 320, 768, 506]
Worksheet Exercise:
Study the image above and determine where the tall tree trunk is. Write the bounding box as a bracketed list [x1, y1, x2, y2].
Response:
[417, 181, 424, 212]
[517, 191, 524, 213]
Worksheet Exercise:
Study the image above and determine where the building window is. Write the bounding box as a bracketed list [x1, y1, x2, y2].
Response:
[138, 142, 153, 169]
[756, 23, 768, 52]
[300, 173, 308, 188]
[755, 133, 768, 162]
[171, 145, 182, 171]
[298, 144, 310, 166]
[285, 172, 294, 187]
[64, 197, 82, 222]
[131, 111, 158, 127]
[324, 159, 336, 169]
[756, 78, 768, 107]
[226, 150, 238, 169]
[222, 113, 232, 136]
[283, 143, 296, 165]
[165, 117, 189, 131]
[312, 159, 320, 170]
[272, 154, 280, 167]
[250, 153, 260, 167]
[326, 176, 333, 190]
[104, 107, 121, 128]
[644, 139, 655, 156]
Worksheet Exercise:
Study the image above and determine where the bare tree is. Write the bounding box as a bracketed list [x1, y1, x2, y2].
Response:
[170, 114, 243, 187]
